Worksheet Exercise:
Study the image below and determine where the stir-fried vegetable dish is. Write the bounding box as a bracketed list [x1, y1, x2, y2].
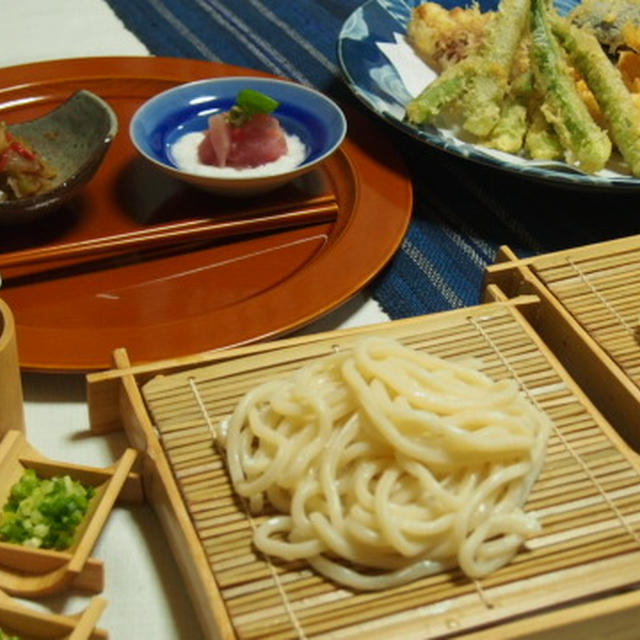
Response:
[406, 0, 640, 175]
[0, 122, 56, 201]
[0, 469, 95, 550]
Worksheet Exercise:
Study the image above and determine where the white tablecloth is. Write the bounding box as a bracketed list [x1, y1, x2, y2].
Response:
[3, 1, 389, 637]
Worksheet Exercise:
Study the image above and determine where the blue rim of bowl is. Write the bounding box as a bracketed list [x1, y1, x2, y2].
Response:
[337, 0, 640, 191]
[129, 77, 347, 181]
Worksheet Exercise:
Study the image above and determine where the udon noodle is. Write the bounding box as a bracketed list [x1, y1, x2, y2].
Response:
[215, 336, 551, 590]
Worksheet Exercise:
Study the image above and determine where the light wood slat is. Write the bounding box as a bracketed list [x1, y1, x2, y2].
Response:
[220, 564, 318, 598]
[573, 319, 638, 336]
[545, 307, 638, 332]
[559, 290, 640, 310]
[139, 302, 640, 639]
[549, 272, 640, 297]
[228, 581, 337, 619]
[202, 532, 254, 559]
[535, 249, 640, 283]
[228, 570, 474, 627]
[540, 497, 640, 534]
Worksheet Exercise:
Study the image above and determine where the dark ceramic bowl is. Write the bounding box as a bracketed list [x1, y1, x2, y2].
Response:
[0, 90, 118, 224]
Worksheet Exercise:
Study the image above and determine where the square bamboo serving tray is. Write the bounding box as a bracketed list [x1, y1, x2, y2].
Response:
[485, 234, 640, 453]
[86, 296, 640, 639]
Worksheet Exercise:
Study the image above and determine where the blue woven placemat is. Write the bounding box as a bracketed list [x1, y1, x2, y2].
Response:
[104, 0, 640, 320]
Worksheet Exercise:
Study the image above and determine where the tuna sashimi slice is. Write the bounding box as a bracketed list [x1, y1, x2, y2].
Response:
[197, 112, 288, 168]
[198, 113, 231, 166]
[227, 113, 288, 168]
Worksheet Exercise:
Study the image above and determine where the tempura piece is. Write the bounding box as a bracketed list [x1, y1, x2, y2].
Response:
[524, 109, 564, 160]
[484, 98, 528, 152]
[405, 57, 474, 124]
[530, 0, 611, 173]
[407, 2, 493, 72]
[460, 0, 531, 136]
[406, 0, 530, 135]
[552, 15, 640, 176]
[570, 0, 640, 54]
[574, 77, 605, 126]
[618, 50, 640, 92]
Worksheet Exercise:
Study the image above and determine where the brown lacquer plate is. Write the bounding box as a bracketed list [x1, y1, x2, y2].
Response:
[0, 57, 412, 372]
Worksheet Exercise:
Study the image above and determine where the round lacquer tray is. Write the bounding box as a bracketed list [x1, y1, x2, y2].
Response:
[0, 57, 412, 372]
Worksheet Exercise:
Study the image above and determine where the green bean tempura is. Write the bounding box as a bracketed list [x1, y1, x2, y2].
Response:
[406, 0, 640, 176]
[530, 0, 611, 172]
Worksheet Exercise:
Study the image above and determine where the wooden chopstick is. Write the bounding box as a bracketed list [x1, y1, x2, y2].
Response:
[0, 196, 338, 270]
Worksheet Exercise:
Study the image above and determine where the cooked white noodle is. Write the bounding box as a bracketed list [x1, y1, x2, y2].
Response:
[215, 336, 551, 590]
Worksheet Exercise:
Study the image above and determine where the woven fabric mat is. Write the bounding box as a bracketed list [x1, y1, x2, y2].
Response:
[104, 0, 640, 319]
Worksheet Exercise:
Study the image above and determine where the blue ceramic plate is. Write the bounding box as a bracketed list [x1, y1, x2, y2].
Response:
[338, 0, 640, 190]
[130, 77, 347, 196]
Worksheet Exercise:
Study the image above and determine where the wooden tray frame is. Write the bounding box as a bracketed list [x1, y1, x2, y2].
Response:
[485, 234, 640, 453]
[0, 590, 108, 639]
[0, 431, 142, 597]
[86, 295, 640, 639]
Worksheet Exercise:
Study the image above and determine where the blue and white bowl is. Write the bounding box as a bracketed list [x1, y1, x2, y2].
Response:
[130, 76, 347, 196]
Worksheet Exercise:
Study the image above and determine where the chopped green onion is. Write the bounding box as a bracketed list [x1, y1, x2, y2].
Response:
[0, 468, 95, 550]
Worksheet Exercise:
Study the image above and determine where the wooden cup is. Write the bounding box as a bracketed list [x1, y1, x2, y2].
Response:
[0, 298, 25, 434]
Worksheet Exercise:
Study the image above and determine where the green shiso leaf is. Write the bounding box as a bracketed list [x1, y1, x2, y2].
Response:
[236, 89, 280, 115]
[228, 89, 280, 126]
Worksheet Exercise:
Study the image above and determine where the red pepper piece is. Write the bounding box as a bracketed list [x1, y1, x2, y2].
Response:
[10, 140, 37, 161]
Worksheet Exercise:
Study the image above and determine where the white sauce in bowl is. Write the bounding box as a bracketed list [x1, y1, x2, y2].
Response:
[170, 131, 307, 177]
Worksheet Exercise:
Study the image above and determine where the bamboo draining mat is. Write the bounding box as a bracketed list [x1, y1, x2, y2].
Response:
[485, 235, 640, 451]
[524, 247, 640, 388]
[130, 298, 640, 639]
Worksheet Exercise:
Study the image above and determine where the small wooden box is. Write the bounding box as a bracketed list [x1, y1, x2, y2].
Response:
[485, 234, 640, 453]
[0, 431, 140, 598]
[86, 296, 640, 639]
